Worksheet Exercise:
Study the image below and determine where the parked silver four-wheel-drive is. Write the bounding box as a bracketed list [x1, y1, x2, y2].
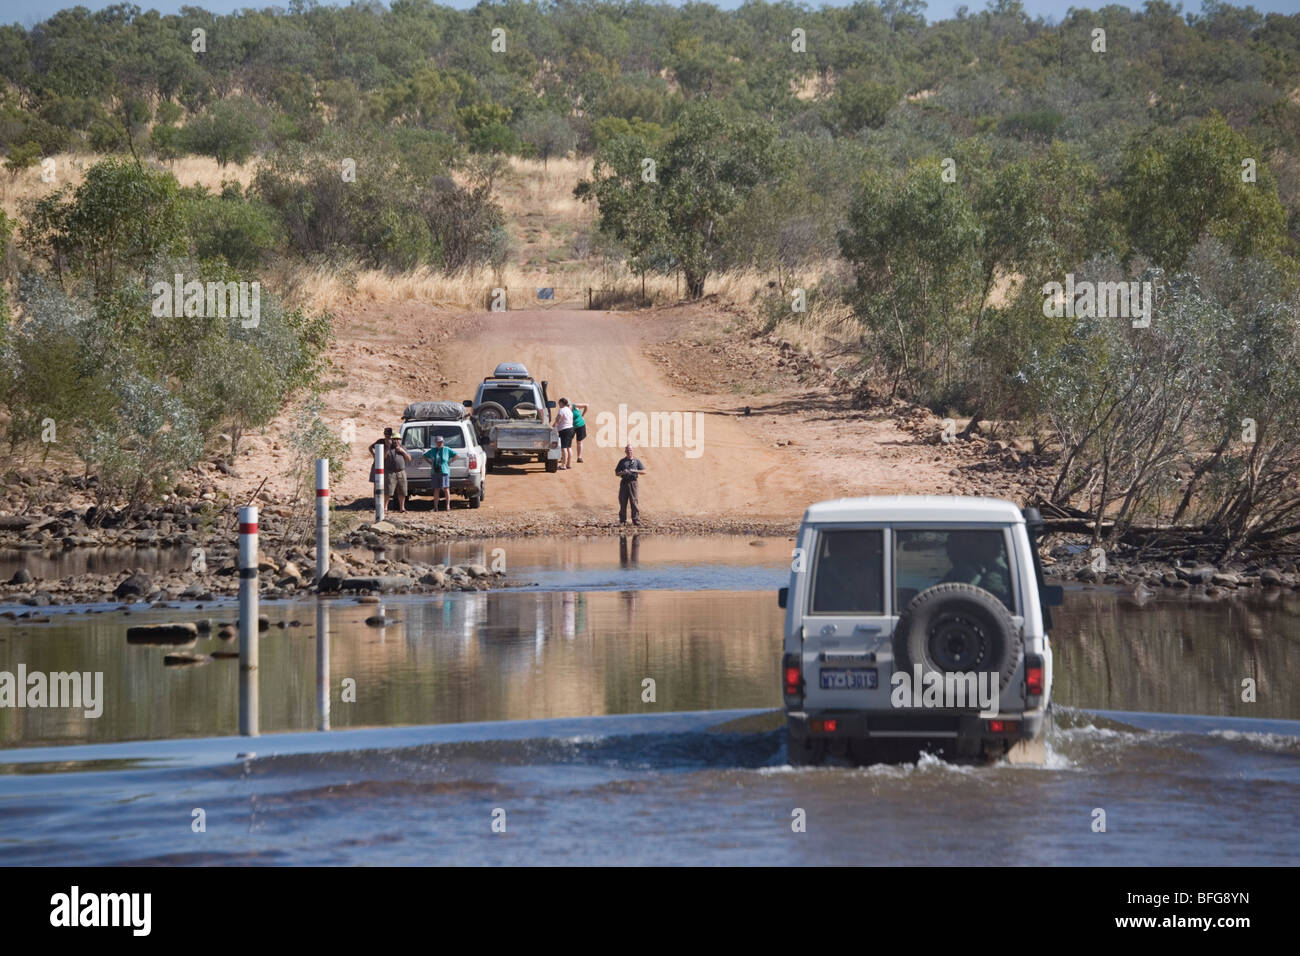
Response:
[464, 362, 561, 473]
[399, 401, 487, 508]
[780, 495, 1063, 765]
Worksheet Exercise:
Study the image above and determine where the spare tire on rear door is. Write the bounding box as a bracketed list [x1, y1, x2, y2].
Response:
[892, 583, 1022, 697]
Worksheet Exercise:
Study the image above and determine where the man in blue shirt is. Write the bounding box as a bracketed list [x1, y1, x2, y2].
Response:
[423, 435, 460, 512]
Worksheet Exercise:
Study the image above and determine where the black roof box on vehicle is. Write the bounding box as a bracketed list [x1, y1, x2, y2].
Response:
[402, 400, 469, 421]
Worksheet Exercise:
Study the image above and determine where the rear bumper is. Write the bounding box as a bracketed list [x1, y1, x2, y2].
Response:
[787, 709, 1046, 742]
[408, 475, 482, 496]
[489, 446, 560, 460]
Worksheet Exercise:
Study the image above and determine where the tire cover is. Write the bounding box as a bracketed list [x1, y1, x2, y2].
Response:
[892, 583, 1022, 695]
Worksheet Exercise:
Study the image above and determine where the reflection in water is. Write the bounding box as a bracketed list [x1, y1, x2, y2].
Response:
[316, 600, 329, 731]
[0, 570, 1297, 747]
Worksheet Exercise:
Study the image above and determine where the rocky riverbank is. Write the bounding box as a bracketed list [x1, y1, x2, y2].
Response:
[1043, 543, 1300, 597]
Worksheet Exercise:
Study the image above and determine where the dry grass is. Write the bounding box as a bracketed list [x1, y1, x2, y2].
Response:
[1, 152, 254, 219]
[791, 74, 832, 101]
[269, 259, 848, 315]
[495, 155, 592, 222]
[3, 148, 842, 320]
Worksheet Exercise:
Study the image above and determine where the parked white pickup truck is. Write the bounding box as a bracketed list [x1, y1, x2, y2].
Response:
[465, 362, 561, 473]
[779, 496, 1062, 765]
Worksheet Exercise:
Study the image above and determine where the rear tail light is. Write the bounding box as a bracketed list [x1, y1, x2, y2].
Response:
[988, 719, 1020, 735]
[468, 457, 478, 471]
[1024, 654, 1044, 703]
[782, 652, 803, 706]
[551, 439, 559, 448]
[811, 718, 837, 733]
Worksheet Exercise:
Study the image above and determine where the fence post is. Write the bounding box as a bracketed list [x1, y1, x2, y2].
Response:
[238, 505, 259, 737]
[373, 443, 385, 522]
[315, 458, 329, 582]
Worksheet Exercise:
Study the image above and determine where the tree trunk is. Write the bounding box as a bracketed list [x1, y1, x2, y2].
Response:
[684, 271, 705, 299]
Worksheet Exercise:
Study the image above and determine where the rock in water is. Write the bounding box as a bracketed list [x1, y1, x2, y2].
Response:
[126, 622, 199, 646]
[164, 652, 211, 667]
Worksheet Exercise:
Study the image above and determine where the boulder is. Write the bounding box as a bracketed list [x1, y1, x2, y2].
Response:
[1260, 568, 1284, 588]
[114, 571, 153, 598]
[1175, 565, 1216, 585]
[9, 568, 33, 585]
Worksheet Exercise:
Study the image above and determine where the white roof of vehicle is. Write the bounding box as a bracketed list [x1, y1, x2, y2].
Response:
[802, 495, 1024, 525]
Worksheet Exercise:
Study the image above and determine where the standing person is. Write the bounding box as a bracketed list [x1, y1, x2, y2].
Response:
[555, 398, 575, 470]
[571, 401, 589, 463]
[368, 427, 411, 513]
[614, 444, 646, 526]
[422, 434, 460, 511]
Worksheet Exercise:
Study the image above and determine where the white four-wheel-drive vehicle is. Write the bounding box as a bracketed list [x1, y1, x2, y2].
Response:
[399, 401, 487, 508]
[780, 496, 1062, 765]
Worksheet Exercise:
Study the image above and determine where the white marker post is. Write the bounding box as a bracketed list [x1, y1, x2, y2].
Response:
[373, 443, 386, 522]
[238, 505, 260, 737]
[315, 458, 330, 583]
[315, 599, 330, 732]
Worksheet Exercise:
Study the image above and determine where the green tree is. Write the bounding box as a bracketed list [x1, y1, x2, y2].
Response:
[1118, 113, 1287, 270]
[579, 101, 785, 298]
[839, 159, 984, 402]
[24, 158, 186, 295]
[514, 111, 577, 167]
[179, 98, 263, 167]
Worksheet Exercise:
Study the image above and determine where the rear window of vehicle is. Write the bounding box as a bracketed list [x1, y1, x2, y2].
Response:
[809, 529, 884, 614]
[402, 425, 467, 450]
[894, 529, 1014, 612]
[479, 386, 536, 413]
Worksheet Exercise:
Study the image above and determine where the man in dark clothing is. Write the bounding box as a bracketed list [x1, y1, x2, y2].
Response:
[369, 427, 412, 513]
[615, 444, 646, 526]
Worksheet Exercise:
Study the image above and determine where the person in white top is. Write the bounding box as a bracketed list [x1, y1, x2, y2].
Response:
[555, 398, 576, 470]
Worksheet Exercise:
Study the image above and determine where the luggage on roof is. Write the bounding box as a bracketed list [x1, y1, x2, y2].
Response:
[402, 400, 468, 421]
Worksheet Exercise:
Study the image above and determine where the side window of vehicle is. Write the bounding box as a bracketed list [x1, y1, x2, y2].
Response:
[894, 529, 1014, 612]
[809, 529, 884, 614]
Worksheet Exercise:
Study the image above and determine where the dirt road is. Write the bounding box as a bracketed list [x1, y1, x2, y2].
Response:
[226, 302, 1025, 530]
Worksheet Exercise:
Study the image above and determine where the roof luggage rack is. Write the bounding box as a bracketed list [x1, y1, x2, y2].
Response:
[402, 400, 469, 421]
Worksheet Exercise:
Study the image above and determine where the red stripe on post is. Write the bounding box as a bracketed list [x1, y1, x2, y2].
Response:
[316, 489, 330, 497]
[239, 523, 258, 534]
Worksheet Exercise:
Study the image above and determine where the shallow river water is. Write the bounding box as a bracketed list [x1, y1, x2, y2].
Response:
[0, 536, 1296, 865]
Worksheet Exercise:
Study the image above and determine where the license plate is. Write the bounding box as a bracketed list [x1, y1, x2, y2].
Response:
[819, 668, 878, 690]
